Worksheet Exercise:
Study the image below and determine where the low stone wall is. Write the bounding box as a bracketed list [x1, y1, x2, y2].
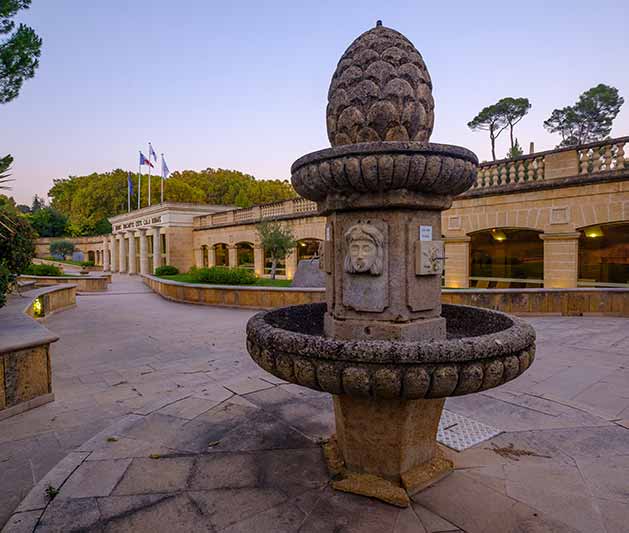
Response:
[0, 285, 76, 421]
[144, 275, 629, 316]
[33, 257, 103, 272]
[18, 275, 109, 292]
[442, 288, 629, 316]
[143, 274, 325, 309]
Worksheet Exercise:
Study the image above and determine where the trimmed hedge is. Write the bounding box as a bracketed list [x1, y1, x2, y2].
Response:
[155, 265, 179, 276]
[81, 261, 95, 267]
[189, 266, 257, 285]
[23, 263, 63, 276]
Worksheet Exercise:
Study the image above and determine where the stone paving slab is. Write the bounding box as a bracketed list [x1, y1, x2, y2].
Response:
[2, 275, 629, 532]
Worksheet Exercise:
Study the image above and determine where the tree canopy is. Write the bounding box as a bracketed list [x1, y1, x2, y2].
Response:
[0, 0, 42, 104]
[468, 97, 531, 161]
[544, 84, 624, 147]
[27, 205, 68, 237]
[256, 220, 296, 279]
[47, 168, 297, 236]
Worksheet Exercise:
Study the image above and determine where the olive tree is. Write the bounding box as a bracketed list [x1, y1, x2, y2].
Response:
[256, 220, 296, 280]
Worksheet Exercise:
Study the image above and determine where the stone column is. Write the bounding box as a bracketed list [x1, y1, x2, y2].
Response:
[118, 234, 127, 273]
[139, 229, 149, 275]
[127, 232, 137, 275]
[110, 235, 118, 272]
[103, 236, 110, 271]
[540, 232, 580, 288]
[285, 248, 298, 279]
[152, 227, 161, 272]
[443, 237, 470, 288]
[254, 245, 264, 276]
[208, 244, 216, 267]
[228, 245, 237, 268]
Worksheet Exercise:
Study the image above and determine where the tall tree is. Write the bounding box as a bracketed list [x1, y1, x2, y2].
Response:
[544, 84, 624, 147]
[467, 103, 509, 161]
[0, 0, 42, 104]
[498, 97, 531, 150]
[30, 193, 44, 211]
[28, 206, 67, 236]
[256, 220, 296, 280]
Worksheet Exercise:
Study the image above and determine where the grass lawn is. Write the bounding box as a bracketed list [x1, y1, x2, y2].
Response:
[160, 274, 293, 287]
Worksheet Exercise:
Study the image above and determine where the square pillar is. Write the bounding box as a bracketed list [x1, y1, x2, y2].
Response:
[194, 248, 203, 268]
[110, 235, 118, 272]
[139, 229, 149, 274]
[254, 245, 264, 276]
[540, 232, 580, 288]
[152, 227, 161, 273]
[208, 244, 216, 267]
[127, 232, 137, 275]
[228, 245, 237, 268]
[444, 237, 470, 288]
[103, 236, 110, 271]
[286, 247, 298, 279]
[118, 234, 126, 273]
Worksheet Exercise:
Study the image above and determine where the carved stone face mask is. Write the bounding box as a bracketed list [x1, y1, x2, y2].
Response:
[349, 239, 377, 273]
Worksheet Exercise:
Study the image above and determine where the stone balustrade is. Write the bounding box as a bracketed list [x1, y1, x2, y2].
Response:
[470, 136, 628, 192]
[194, 197, 318, 228]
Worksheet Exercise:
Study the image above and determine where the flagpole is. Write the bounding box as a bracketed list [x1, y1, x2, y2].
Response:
[127, 173, 131, 213]
[160, 153, 164, 204]
[138, 152, 142, 210]
[148, 143, 152, 207]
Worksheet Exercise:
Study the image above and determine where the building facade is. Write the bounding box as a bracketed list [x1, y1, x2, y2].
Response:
[37, 137, 629, 288]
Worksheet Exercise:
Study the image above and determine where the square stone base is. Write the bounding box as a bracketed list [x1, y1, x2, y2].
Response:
[324, 313, 446, 341]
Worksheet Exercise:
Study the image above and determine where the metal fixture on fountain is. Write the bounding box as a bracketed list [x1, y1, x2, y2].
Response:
[246, 21, 536, 507]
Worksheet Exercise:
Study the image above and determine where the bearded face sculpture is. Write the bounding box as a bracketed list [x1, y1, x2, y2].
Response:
[344, 224, 384, 275]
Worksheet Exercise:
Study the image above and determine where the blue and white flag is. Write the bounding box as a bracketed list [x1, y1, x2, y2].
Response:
[161, 154, 170, 179]
[149, 142, 157, 162]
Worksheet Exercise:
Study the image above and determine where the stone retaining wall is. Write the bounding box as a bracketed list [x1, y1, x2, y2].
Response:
[441, 288, 629, 317]
[33, 257, 103, 272]
[18, 275, 109, 292]
[0, 285, 76, 421]
[144, 275, 629, 316]
[143, 274, 325, 309]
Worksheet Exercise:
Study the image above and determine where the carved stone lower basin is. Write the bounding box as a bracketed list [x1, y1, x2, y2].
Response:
[246, 302, 535, 400]
[246, 302, 535, 506]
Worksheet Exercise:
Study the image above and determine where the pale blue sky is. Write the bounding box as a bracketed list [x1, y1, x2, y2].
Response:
[4, 0, 629, 204]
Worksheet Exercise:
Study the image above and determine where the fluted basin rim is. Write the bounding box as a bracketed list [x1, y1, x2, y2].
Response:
[246, 303, 534, 365]
[291, 141, 478, 175]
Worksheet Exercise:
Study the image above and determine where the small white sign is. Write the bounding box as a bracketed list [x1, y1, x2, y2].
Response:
[325, 225, 331, 240]
[419, 225, 433, 241]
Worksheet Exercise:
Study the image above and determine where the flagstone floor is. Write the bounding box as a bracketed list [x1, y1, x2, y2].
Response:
[1, 275, 628, 532]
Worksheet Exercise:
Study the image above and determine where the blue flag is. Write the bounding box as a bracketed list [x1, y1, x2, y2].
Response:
[127, 171, 134, 195]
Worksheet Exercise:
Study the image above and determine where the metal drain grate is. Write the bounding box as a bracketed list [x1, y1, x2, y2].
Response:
[437, 410, 502, 451]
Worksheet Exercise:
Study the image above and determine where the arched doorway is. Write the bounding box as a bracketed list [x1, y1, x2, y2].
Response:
[579, 222, 629, 286]
[236, 242, 254, 269]
[469, 228, 543, 287]
[297, 238, 321, 262]
[214, 243, 229, 267]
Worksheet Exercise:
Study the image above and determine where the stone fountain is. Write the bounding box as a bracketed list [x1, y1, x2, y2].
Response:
[246, 22, 536, 506]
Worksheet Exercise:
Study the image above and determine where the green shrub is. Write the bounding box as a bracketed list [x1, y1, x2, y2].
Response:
[155, 265, 179, 276]
[81, 261, 95, 267]
[189, 266, 257, 285]
[0, 262, 12, 308]
[23, 263, 63, 276]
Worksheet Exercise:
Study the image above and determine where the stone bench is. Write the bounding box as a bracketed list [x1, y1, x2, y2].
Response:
[0, 284, 76, 420]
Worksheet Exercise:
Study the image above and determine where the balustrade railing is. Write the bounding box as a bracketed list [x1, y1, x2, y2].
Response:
[194, 197, 318, 228]
[471, 136, 628, 191]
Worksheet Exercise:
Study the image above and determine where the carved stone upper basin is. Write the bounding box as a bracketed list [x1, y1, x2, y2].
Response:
[246, 302, 535, 400]
[291, 141, 478, 206]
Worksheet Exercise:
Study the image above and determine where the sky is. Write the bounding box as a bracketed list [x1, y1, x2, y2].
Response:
[3, 0, 629, 205]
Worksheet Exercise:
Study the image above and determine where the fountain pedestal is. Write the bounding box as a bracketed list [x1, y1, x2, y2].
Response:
[246, 21, 536, 507]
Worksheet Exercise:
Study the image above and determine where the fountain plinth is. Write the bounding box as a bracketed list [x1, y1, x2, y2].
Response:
[246, 23, 536, 506]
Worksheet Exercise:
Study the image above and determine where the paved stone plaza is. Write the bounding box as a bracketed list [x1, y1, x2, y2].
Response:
[2, 275, 629, 532]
